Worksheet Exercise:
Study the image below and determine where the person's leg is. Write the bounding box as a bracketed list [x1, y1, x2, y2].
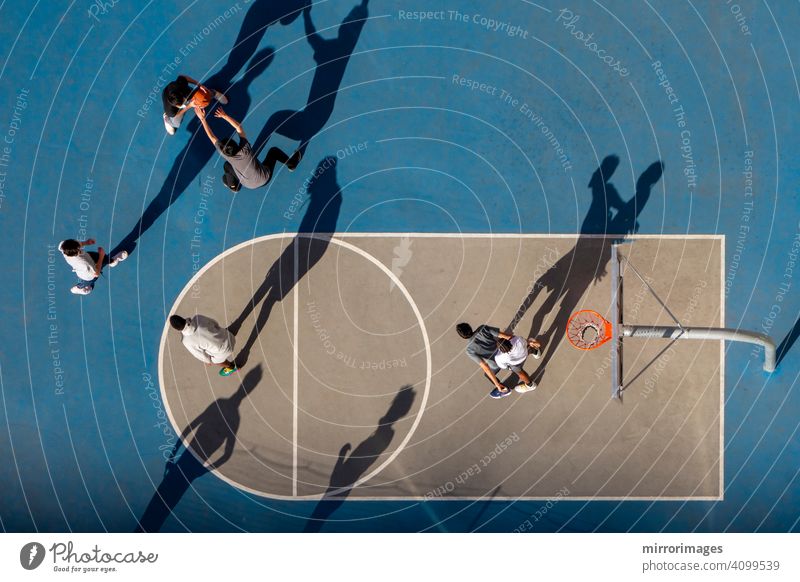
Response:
[163, 113, 181, 135]
[262, 146, 301, 177]
[71, 278, 96, 295]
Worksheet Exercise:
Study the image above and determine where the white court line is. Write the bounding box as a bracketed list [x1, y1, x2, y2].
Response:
[159, 233, 723, 501]
[720, 236, 726, 499]
[293, 241, 299, 498]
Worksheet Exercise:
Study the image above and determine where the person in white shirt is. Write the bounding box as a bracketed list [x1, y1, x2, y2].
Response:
[169, 314, 237, 376]
[494, 336, 541, 394]
[58, 238, 127, 295]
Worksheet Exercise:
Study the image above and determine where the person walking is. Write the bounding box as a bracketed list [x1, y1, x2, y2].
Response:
[169, 314, 237, 376]
[195, 106, 301, 192]
[58, 238, 127, 295]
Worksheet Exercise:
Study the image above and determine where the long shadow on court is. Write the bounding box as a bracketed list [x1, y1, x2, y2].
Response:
[111, 49, 275, 257]
[507, 156, 664, 385]
[228, 156, 343, 366]
[205, 0, 311, 90]
[252, 0, 369, 158]
[134, 366, 263, 533]
[303, 385, 416, 533]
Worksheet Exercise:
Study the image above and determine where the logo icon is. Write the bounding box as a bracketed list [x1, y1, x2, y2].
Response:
[390, 236, 413, 291]
[20, 542, 46, 570]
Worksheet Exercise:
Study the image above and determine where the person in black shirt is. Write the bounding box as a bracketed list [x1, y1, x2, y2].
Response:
[161, 74, 227, 135]
[456, 322, 540, 399]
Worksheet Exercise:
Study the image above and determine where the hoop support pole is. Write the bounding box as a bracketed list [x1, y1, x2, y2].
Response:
[622, 326, 776, 373]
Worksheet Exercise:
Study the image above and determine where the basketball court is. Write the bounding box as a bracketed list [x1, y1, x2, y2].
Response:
[2, 0, 798, 533]
[161, 234, 724, 500]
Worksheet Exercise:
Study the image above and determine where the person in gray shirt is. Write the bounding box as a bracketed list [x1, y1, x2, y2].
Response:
[456, 322, 540, 399]
[196, 106, 301, 192]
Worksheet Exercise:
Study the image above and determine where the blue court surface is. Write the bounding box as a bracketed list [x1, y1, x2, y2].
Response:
[1, 0, 799, 532]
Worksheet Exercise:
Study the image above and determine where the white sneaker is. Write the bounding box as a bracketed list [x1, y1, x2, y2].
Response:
[163, 113, 176, 135]
[515, 382, 537, 394]
[215, 91, 228, 104]
[70, 285, 92, 295]
[109, 250, 128, 267]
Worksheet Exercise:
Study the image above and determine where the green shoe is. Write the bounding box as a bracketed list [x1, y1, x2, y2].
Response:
[219, 365, 237, 377]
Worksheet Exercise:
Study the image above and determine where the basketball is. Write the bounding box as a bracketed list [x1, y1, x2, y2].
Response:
[191, 85, 213, 108]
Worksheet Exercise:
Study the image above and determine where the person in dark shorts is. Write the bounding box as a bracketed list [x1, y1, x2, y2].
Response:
[195, 106, 301, 192]
[456, 322, 541, 399]
[162, 74, 227, 135]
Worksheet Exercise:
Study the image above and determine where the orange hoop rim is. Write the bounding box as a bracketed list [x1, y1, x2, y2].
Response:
[566, 310, 613, 350]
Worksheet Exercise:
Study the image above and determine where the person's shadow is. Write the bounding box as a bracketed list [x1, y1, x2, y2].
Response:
[507, 156, 664, 385]
[111, 49, 275, 258]
[303, 385, 416, 532]
[134, 365, 263, 533]
[205, 0, 311, 90]
[228, 156, 343, 366]
[253, 0, 369, 158]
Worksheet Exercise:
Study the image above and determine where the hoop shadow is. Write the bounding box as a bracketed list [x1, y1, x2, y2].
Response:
[111, 49, 275, 258]
[303, 385, 416, 532]
[252, 0, 369, 159]
[507, 156, 664, 385]
[776, 315, 800, 367]
[134, 366, 263, 533]
[228, 156, 343, 366]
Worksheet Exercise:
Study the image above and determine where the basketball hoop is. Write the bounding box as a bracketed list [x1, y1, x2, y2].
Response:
[567, 310, 613, 350]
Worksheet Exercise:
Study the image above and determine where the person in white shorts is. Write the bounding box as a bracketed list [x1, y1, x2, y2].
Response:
[58, 238, 128, 295]
[169, 314, 237, 376]
[494, 336, 541, 394]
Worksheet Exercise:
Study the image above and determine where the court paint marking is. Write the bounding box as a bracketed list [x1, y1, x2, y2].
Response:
[293, 242, 300, 498]
[159, 233, 432, 500]
[159, 233, 723, 501]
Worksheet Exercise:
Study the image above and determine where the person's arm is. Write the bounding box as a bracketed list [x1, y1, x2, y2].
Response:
[94, 247, 106, 277]
[303, 6, 324, 55]
[478, 359, 504, 390]
[194, 106, 218, 144]
[214, 107, 245, 139]
[498, 331, 513, 340]
[79, 238, 95, 247]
